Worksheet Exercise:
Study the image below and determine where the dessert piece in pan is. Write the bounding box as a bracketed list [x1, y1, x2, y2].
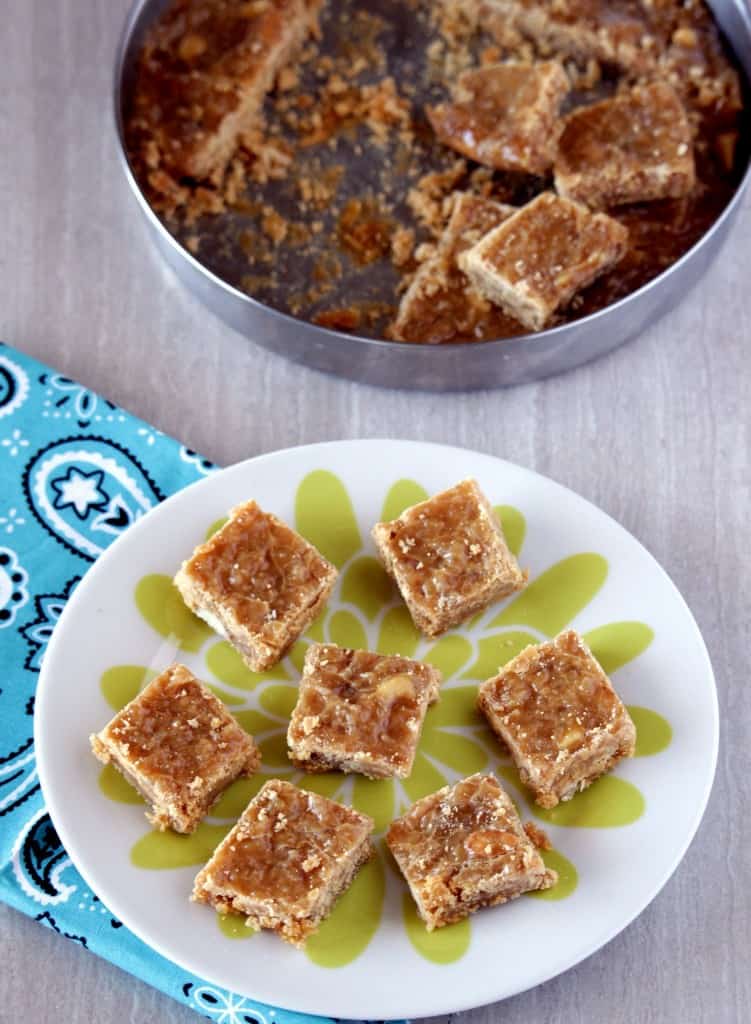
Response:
[459, 192, 628, 331]
[427, 61, 569, 175]
[555, 81, 695, 208]
[127, 0, 322, 190]
[390, 193, 524, 343]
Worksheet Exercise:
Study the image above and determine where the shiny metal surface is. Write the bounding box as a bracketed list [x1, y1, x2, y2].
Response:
[114, 0, 751, 391]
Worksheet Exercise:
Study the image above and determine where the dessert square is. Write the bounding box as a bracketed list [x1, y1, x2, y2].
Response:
[127, 0, 322, 190]
[287, 643, 442, 778]
[387, 773, 557, 929]
[192, 779, 374, 946]
[459, 192, 628, 331]
[174, 499, 337, 672]
[427, 62, 569, 175]
[477, 629, 637, 808]
[371, 478, 526, 637]
[555, 82, 696, 208]
[390, 193, 524, 343]
[90, 663, 260, 833]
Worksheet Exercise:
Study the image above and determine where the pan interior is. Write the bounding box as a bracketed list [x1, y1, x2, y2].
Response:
[120, 0, 751, 343]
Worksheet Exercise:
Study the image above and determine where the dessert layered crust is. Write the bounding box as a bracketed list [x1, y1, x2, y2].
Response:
[459, 192, 628, 332]
[555, 81, 696, 208]
[90, 663, 260, 833]
[427, 61, 569, 175]
[127, 0, 322, 190]
[477, 629, 637, 808]
[174, 499, 337, 672]
[387, 773, 556, 929]
[192, 779, 374, 946]
[391, 193, 525, 344]
[287, 642, 442, 778]
[372, 478, 526, 637]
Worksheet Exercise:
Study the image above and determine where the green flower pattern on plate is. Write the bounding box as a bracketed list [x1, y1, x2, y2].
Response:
[98, 471, 672, 969]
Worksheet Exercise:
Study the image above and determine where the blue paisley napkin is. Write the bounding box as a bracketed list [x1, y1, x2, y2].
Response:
[0, 342, 390, 1024]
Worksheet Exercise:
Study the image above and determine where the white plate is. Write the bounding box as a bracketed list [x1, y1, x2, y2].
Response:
[35, 440, 718, 1020]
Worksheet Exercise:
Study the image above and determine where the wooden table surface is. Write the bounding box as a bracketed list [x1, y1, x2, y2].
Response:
[2, 2, 750, 1021]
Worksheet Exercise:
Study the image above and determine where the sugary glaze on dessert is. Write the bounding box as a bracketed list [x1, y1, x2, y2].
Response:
[90, 664, 260, 831]
[194, 779, 372, 912]
[98, 664, 258, 786]
[387, 773, 556, 927]
[372, 478, 526, 634]
[379, 481, 510, 602]
[126, 0, 320, 185]
[390, 194, 526, 343]
[559, 81, 693, 174]
[288, 643, 441, 776]
[179, 500, 335, 641]
[555, 81, 695, 207]
[463, 191, 629, 327]
[428, 62, 569, 174]
[478, 630, 636, 763]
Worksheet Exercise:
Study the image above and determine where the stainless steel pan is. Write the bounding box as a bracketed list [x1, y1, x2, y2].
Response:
[114, 0, 751, 390]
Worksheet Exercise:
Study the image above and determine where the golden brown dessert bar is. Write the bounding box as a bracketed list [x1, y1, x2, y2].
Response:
[477, 629, 637, 808]
[192, 779, 374, 946]
[390, 192, 524, 343]
[427, 62, 569, 175]
[127, 0, 322, 193]
[555, 81, 695, 208]
[287, 643, 442, 779]
[90, 664, 260, 833]
[174, 499, 337, 672]
[387, 773, 557, 929]
[372, 478, 526, 637]
[459, 192, 628, 331]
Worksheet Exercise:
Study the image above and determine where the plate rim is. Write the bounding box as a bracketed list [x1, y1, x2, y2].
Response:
[34, 438, 719, 1018]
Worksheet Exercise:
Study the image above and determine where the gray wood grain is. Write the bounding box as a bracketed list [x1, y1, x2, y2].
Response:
[1, 1, 750, 1021]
